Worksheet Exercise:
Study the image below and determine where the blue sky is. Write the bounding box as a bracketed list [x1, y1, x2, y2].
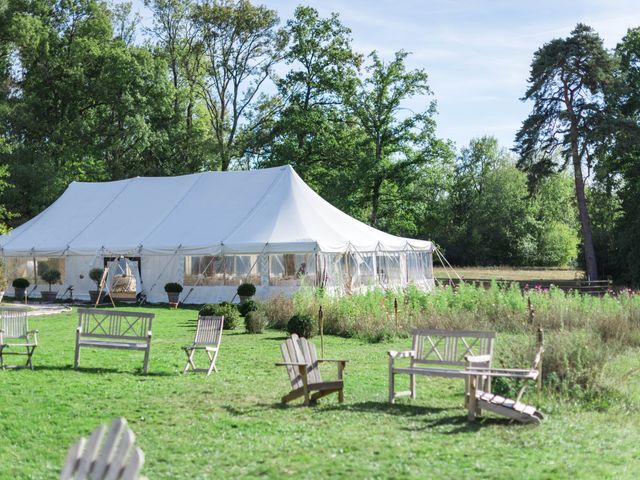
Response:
[131, 0, 640, 151]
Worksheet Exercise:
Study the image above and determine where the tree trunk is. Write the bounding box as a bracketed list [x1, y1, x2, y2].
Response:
[370, 177, 383, 227]
[571, 133, 598, 281]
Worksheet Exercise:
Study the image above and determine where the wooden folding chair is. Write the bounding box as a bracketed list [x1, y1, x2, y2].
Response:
[60, 417, 145, 480]
[182, 316, 223, 376]
[0, 308, 37, 370]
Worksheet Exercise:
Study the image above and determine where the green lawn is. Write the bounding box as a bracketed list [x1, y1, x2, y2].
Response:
[1, 306, 639, 479]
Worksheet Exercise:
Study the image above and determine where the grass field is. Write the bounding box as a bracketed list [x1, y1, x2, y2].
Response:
[433, 266, 584, 282]
[1, 306, 640, 479]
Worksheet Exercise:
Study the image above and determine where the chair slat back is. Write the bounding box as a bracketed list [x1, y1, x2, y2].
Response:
[193, 316, 223, 346]
[60, 417, 145, 480]
[280, 334, 322, 388]
[411, 328, 495, 367]
[0, 308, 29, 339]
[77, 309, 153, 341]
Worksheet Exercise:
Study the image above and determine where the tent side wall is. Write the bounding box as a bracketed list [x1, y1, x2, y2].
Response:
[2, 249, 435, 302]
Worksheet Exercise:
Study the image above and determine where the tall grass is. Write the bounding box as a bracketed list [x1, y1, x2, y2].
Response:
[263, 282, 640, 400]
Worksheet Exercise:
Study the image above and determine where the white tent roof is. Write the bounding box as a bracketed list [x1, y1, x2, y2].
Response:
[0, 166, 432, 256]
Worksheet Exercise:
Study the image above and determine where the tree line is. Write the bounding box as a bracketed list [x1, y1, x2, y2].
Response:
[0, 1, 638, 282]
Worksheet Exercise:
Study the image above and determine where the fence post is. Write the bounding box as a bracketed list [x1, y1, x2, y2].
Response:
[537, 327, 544, 392]
[527, 297, 535, 325]
[319, 305, 324, 357]
[394, 297, 399, 331]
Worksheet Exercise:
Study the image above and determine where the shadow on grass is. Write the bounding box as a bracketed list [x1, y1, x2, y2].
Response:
[33, 365, 174, 377]
[412, 414, 513, 434]
[222, 401, 520, 434]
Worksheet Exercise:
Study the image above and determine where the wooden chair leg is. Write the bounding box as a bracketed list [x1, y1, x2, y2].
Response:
[73, 341, 81, 370]
[410, 373, 416, 399]
[300, 366, 310, 406]
[388, 357, 395, 404]
[206, 350, 218, 376]
[338, 361, 345, 403]
[183, 348, 196, 374]
[142, 346, 150, 374]
[467, 374, 478, 422]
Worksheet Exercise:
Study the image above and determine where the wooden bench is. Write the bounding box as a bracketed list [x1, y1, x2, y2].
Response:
[388, 328, 495, 403]
[75, 308, 154, 374]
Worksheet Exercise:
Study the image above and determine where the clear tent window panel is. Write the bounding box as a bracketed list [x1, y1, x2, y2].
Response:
[184, 256, 225, 286]
[269, 254, 315, 286]
[4, 257, 36, 286]
[36, 257, 66, 284]
[3, 257, 65, 286]
[224, 255, 261, 286]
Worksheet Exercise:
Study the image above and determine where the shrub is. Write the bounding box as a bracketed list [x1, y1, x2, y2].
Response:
[237, 283, 256, 297]
[245, 310, 267, 334]
[40, 268, 61, 291]
[238, 299, 259, 317]
[164, 282, 184, 293]
[263, 295, 294, 329]
[215, 303, 240, 330]
[199, 304, 217, 317]
[287, 313, 316, 338]
[12, 278, 30, 289]
[198, 303, 240, 329]
[89, 268, 104, 289]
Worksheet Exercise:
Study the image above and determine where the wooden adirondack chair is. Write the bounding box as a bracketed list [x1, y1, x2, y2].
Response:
[0, 308, 37, 370]
[182, 316, 223, 376]
[60, 417, 145, 480]
[276, 334, 348, 406]
[465, 328, 545, 424]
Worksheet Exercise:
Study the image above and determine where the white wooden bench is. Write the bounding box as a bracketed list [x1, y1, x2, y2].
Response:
[388, 328, 495, 403]
[75, 308, 154, 374]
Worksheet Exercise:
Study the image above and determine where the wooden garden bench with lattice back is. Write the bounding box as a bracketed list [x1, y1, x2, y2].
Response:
[0, 307, 37, 370]
[74, 308, 154, 374]
[388, 328, 496, 403]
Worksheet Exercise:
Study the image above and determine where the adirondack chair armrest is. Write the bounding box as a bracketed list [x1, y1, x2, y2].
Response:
[275, 362, 307, 367]
[387, 350, 415, 359]
[317, 359, 349, 363]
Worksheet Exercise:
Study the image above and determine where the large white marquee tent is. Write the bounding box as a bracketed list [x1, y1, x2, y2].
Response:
[0, 166, 434, 303]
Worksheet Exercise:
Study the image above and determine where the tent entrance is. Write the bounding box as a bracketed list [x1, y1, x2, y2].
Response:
[104, 257, 142, 303]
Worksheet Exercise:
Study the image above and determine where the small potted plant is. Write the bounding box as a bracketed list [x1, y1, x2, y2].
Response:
[88, 267, 105, 303]
[40, 268, 61, 302]
[237, 282, 256, 302]
[164, 282, 183, 303]
[12, 278, 30, 301]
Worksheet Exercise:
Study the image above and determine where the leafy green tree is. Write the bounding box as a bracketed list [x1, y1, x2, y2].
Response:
[193, 0, 286, 171]
[515, 24, 615, 280]
[346, 50, 441, 228]
[260, 6, 362, 191]
[0, 0, 178, 221]
[598, 27, 640, 282]
[531, 174, 580, 266]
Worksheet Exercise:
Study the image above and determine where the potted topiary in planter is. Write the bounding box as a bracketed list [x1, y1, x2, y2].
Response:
[88, 267, 105, 303]
[237, 283, 256, 302]
[164, 282, 183, 303]
[40, 268, 61, 302]
[12, 278, 30, 301]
